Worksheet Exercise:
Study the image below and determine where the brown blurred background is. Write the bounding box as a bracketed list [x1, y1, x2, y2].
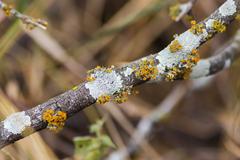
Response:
[0, 0, 240, 159]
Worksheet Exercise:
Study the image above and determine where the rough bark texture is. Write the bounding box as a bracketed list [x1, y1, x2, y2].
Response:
[1, 0, 240, 149]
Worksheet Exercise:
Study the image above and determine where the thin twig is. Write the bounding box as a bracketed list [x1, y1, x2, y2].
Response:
[174, 0, 197, 22]
[0, 0, 48, 30]
[106, 26, 240, 160]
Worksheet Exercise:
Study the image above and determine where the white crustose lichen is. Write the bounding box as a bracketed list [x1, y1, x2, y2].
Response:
[3, 111, 31, 135]
[219, 0, 237, 17]
[156, 30, 208, 75]
[85, 70, 123, 99]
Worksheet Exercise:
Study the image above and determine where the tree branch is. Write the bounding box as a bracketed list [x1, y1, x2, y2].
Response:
[0, 0, 48, 30]
[0, 0, 240, 149]
[106, 28, 240, 160]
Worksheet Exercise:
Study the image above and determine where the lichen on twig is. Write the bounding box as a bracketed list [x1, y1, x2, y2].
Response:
[0, 1, 48, 30]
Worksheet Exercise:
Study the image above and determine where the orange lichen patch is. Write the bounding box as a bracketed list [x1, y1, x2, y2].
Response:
[165, 67, 179, 81]
[165, 48, 200, 81]
[135, 58, 158, 81]
[97, 94, 111, 104]
[212, 20, 226, 33]
[113, 91, 129, 104]
[190, 56, 200, 63]
[169, 40, 183, 53]
[113, 88, 133, 104]
[191, 49, 198, 55]
[2, 4, 12, 16]
[86, 75, 96, 82]
[42, 109, 67, 132]
[190, 20, 204, 35]
[169, 3, 181, 21]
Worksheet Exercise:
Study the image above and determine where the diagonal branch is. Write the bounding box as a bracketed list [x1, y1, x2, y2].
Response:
[0, 0, 48, 30]
[107, 28, 240, 160]
[0, 0, 240, 149]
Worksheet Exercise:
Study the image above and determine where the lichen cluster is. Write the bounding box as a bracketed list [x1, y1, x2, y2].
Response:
[87, 65, 115, 82]
[169, 40, 183, 53]
[212, 20, 226, 33]
[86, 75, 96, 82]
[86, 65, 137, 104]
[135, 58, 159, 81]
[164, 49, 200, 81]
[96, 94, 111, 104]
[42, 109, 67, 132]
[1, 3, 48, 30]
[169, 4, 181, 21]
[96, 89, 133, 104]
[2, 4, 12, 16]
[190, 20, 204, 35]
[113, 88, 132, 104]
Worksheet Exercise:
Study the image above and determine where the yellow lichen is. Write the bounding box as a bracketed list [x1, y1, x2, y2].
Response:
[135, 58, 158, 81]
[113, 88, 132, 104]
[169, 4, 181, 21]
[2, 4, 12, 17]
[191, 49, 198, 55]
[42, 109, 67, 132]
[105, 68, 113, 73]
[190, 56, 200, 63]
[164, 48, 200, 81]
[86, 75, 96, 82]
[97, 94, 111, 104]
[86, 65, 115, 82]
[190, 20, 204, 35]
[72, 86, 78, 91]
[87, 66, 102, 75]
[212, 20, 226, 33]
[169, 40, 183, 53]
[165, 68, 179, 81]
[113, 92, 128, 104]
